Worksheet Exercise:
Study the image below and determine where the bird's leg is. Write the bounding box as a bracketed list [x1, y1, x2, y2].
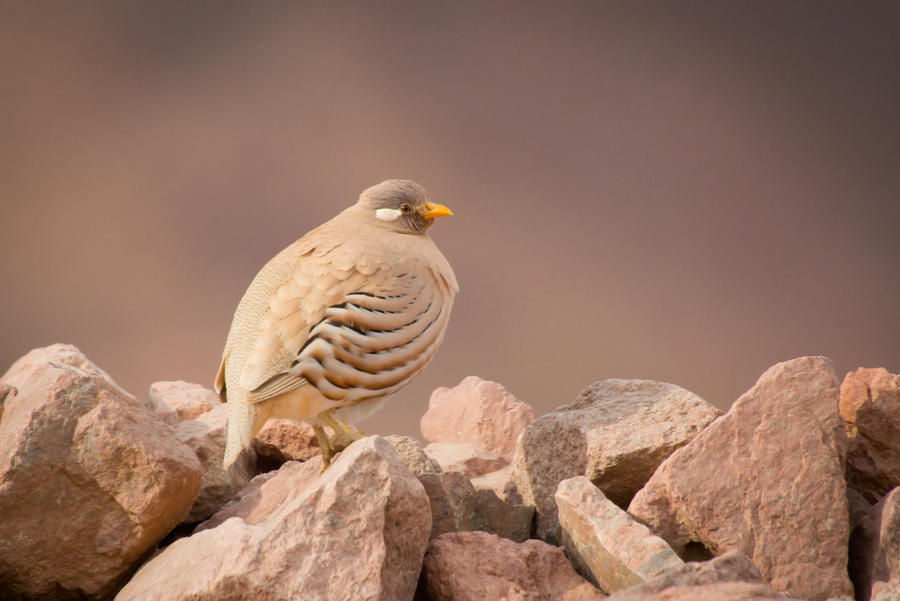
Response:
[320, 410, 366, 452]
[313, 423, 334, 471]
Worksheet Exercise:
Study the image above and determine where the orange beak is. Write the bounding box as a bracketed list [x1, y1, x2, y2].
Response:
[422, 202, 454, 219]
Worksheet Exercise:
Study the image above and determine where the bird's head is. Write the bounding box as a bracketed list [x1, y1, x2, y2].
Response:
[358, 179, 453, 234]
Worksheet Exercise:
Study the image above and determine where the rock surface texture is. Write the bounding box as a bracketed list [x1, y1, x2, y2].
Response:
[556, 476, 683, 593]
[425, 442, 509, 478]
[421, 531, 602, 601]
[418, 470, 534, 542]
[251, 417, 320, 466]
[421, 376, 534, 462]
[470, 463, 522, 504]
[145, 380, 218, 426]
[848, 486, 900, 601]
[840, 367, 900, 503]
[628, 356, 852, 601]
[117, 436, 430, 601]
[515, 379, 720, 541]
[605, 551, 780, 600]
[0, 345, 202, 600]
[174, 403, 255, 522]
[385, 434, 443, 475]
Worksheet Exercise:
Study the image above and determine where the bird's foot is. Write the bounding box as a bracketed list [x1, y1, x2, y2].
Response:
[314, 411, 367, 472]
[321, 410, 366, 448]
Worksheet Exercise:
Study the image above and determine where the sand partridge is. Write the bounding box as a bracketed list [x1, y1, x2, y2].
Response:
[216, 180, 458, 467]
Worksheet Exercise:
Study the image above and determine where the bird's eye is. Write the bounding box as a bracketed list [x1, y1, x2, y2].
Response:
[399, 203, 413, 214]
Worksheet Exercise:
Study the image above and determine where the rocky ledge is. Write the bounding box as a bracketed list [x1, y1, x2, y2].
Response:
[0, 344, 898, 600]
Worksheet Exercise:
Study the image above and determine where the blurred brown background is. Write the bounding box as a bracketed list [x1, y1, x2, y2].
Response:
[2, 1, 898, 438]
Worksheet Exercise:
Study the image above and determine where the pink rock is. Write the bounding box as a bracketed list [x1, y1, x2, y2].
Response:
[603, 551, 784, 600]
[515, 379, 720, 541]
[384, 434, 442, 475]
[116, 436, 430, 601]
[174, 404, 255, 522]
[0, 344, 202, 600]
[840, 367, 900, 502]
[418, 469, 533, 543]
[556, 477, 683, 592]
[424, 442, 509, 478]
[422, 531, 603, 601]
[871, 578, 900, 601]
[848, 487, 900, 601]
[628, 356, 852, 601]
[419, 471, 478, 539]
[196, 458, 323, 532]
[251, 417, 320, 465]
[471, 463, 523, 504]
[421, 376, 534, 462]
[607, 581, 791, 601]
[146, 380, 218, 426]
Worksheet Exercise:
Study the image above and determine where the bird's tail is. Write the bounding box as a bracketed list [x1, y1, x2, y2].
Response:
[223, 400, 257, 468]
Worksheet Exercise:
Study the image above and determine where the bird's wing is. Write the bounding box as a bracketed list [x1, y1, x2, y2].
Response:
[244, 258, 450, 406]
[237, 238, 372, 401]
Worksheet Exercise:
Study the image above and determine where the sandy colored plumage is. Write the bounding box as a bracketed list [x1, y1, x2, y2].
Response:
[216, 180, 458, 467]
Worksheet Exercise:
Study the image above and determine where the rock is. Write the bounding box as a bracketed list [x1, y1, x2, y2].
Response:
[422, 531, 602, 601]
[628, 356, 852, 601]
[607, 581, 789, 601]
[848, 487, 900, 601]
[556, 476, 684, 592]
[871, 578, 900, 601]
[470, 463, 523, 504]
[418, 470, 534, 542]
[251, 418, 320, 466]
[848, 487, 874, 531]
[117, 436, 430, 601]
[174, 403, 256, 522]
[605, 551, 764, 599]
[419, 471, 478, 539]
[0, 344, 202, 600]
[0, 382, 15, 413]
[425, 442, 509, 478]
[195, 458, 323, 533]
[840, 367, 900, 502]
[470, 488, 534, 543]
[386, 434, 442, 475]
[146, 380, 218, 426]
[515, 379, 720, 541]
[421, 376, 534, 462]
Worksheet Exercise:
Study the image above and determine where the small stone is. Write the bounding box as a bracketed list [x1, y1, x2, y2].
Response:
[628, 356, 852, 601]
[425, 442, 508, 478]
[840, 367, 900, 503]
[146, 380, 218, 426]
[515, 379, 720, 541]
[251, 418, 320, 466]
[174, 404, 256, 522]
[470, 464, 523, 504]
[385, 434, 442, 475]
[556, 477, 683, 592]
[422, 531, 602, 601]
[421, 376, 534, 462]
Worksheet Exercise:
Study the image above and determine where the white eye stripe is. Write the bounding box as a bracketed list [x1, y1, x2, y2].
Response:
[375, 208, 403, 222]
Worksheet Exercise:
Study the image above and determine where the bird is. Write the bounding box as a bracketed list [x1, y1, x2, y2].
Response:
[216, 179, 458, 468]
